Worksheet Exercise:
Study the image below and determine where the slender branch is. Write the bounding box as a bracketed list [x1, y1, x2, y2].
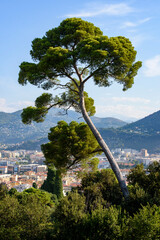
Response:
[40, 98, 79, 116]
[81, 64, 91, 76]
[65, 84, 79, 94]
[83, 66, 105, 84]
[62, 104, 73, 115]
[75, 65, 81, 82]
[91, 148, 104, 154]
[53, 82, 79, 94]
[71, 98, 79, 105]
[67, 158, 80, 170]
[66, 148, 103, 170]
[82, 70, 96, 84]
[47, 101, 68, 111]
[64, 71, 80, 90]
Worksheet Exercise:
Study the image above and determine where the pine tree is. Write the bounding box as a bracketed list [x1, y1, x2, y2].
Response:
[41, 165, 63, 199]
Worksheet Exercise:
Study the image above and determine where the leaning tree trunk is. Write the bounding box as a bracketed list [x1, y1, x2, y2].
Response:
[79, 92, 129, 199]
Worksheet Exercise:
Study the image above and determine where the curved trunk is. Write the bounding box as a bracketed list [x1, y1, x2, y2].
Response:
[80, 92, 129, 199]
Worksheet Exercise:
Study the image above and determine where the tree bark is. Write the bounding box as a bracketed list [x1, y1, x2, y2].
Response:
[79, 91, 129, 199]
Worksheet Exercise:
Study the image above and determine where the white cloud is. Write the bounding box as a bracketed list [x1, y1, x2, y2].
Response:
[139, 18, 151, 24]
[111, 97, 150, 104]
[12, 101, 34, 109]
[122, 21, 137, 28]
[0, 98, 15, 112]
[66, 3, 133, 18]
[121, 17, 151, 28]
[0, 98, 34, 113]
[95, 96, 154, 120]
[144, 55, 160, 77]
[96, 103, 153, 120]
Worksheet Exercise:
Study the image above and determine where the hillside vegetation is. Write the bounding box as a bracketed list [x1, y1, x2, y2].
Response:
[1, 109, 160, 153]
[0, 108, 126, 144]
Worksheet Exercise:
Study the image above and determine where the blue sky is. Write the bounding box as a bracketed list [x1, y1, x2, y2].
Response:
[0, 0, 160, 121]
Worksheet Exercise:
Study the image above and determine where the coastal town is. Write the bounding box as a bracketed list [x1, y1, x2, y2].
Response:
[0, 147, 160, 193]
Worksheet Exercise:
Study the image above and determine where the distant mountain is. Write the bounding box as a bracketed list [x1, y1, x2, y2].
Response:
[0, 108, 127, 144]
[3, 109, 160, 153]
[4, 110, 160, 153]
[90, 116, 126, 129]
[100, 110, 160, 153]
[122, 110, 160, 135]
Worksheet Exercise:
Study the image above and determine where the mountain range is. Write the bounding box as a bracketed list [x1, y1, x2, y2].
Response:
[1, 108, 160, 153]
[0, 108, 126, 144]
[100, 110, 160, 153]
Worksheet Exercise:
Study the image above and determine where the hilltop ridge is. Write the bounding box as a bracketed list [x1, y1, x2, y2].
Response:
[0, 108, 126, 144]
[1, 109, 160, 153]
[100, 110, 160, 153]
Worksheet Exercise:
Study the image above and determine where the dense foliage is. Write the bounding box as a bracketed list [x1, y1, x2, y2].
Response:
[41, 121, 101, 171]
[0, 188, 54, 240]
[41, 165, 63, 200]
[1, 163, 160, 239]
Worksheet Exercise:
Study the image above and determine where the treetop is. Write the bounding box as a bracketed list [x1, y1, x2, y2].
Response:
[18, 17, 141, 92]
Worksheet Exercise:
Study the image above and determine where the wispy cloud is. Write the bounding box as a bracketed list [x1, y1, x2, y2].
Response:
[95, 96, 154, 120]
[0, 98, 34, 113]
[144, 55, 160, 77]
[66, 3, 133, 18]
[96, 103, 154, 121]
[121, 17, 151, 28]
[0, 98, 14, 112]
[111, 97, 150, 104]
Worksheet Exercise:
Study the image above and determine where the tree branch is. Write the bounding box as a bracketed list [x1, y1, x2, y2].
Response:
[72, 58, 82, 84]
[83, 66, 105, 84]
[67, 158, 80, 170]
[82, 71, 96, 84]
[53, 83, 79, 94]
[66, 84, 79, 94]
[64, 72, 80, 90]
[91, 148, 104, 154]
[81, 64, 91, 76]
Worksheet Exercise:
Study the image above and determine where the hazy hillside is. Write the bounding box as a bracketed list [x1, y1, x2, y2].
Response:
[100, 128, 160, 153]
[2, 109, 160, 153]
[90, 116, 126, 128]
[0, 108, 127, 144]
[122, 110, 160, 135]
[100, 110, 160, 153]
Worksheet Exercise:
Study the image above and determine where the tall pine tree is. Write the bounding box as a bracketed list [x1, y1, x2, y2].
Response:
[41, 165, 63, 199]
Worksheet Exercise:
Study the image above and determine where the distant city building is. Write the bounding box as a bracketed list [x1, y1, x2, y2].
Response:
[8, 166, 15, 174]
[0, 161, 9, 166]
[18, 164, 39, 173]
[0, 166, 8, 174]
[98, 160, 110, 169]
[0, 174, 11, 183]
[113, 148, 122, 154]
[13, 184, 32, 192]
[141, 149, 149, 157]
[36, 165, 47, 172]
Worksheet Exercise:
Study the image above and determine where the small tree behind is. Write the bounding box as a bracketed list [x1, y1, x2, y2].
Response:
[41, 121, 101, 171]
[32, 182, 38, 189]
[41, 165, 63, 199]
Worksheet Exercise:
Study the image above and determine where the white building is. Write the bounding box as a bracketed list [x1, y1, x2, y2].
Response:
[13, 184, 32, 192]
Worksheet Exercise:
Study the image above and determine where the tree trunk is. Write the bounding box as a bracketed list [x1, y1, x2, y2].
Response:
[79, 92, 129, 199]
